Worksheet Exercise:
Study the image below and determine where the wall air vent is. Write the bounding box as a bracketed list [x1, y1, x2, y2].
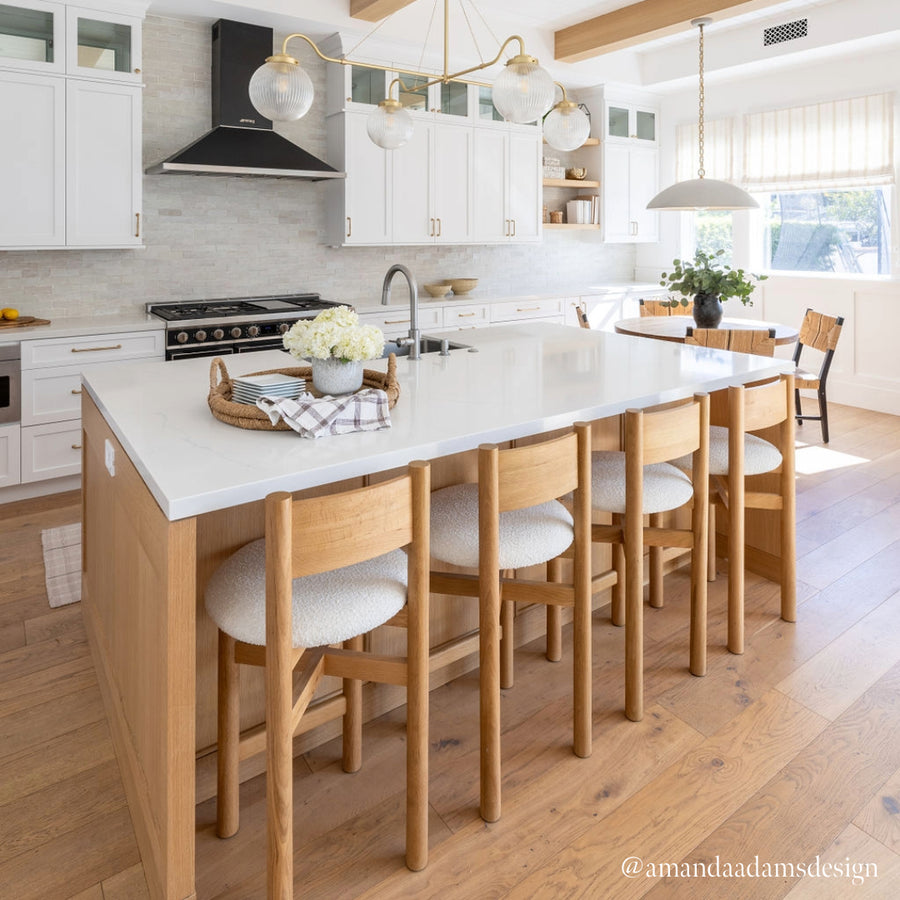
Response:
[764, 18, 808, 46]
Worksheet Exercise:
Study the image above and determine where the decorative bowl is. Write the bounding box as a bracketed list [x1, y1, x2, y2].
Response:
[423, 283, 452, 298]
[565, 167, 587, 180]
[448, 278, 479, 295]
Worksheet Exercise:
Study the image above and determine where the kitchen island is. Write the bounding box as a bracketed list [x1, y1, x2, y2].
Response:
[80, 323, 794, 900]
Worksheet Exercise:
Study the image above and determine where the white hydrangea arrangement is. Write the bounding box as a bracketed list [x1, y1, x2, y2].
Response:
[282, 305, 385, 362]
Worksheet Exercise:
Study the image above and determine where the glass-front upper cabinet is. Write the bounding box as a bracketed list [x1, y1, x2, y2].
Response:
[66, 6, 141, 82]
[607, 102, 656, 143]
[0, 1, 66, 73]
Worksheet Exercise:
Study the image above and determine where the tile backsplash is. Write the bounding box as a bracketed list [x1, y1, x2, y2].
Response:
[0, 16, 634, 318]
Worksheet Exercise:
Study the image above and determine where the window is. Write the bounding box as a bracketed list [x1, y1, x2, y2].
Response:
[763, 188, 891, 274]
[694, 210, 734, 266]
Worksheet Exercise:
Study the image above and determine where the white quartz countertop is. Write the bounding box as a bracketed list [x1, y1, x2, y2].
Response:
[82, 323, 793, 522]
[352, 282, 664, 314]
[0, 312, 162, 344]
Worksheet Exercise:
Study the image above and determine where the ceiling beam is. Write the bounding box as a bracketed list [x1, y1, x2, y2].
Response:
[350, 0, 418, 23]
[555, 0, 791, 62]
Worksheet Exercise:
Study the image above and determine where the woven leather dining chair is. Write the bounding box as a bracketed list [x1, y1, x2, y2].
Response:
[639, 298, 679, 316]
[204, 462, 431, 898]
[590, 394, 710, 722]
[685, 327, 777, 357]
[792, 309, 844, 443]
[429, 424, 592, 824]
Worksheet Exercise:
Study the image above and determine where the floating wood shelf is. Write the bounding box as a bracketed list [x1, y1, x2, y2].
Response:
[542, 223, 601, 230]
[543, 137, 600, 147]
[543, 178, 601, 188]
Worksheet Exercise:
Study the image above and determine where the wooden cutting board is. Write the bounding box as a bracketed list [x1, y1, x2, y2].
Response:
[0, 316, 51, 328]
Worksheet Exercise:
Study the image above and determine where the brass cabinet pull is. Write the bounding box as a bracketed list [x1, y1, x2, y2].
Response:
[346, 217, 352, 238]
[71, 388, 82, 395]
[384, 318, 411, 325]
[71, 444, 82, 450]
[517, 306, 540, 312]
[429, 218, 435, 237]
[71, 344, 122, 353]
[436, 217, 442, 237]
[511, 219, 516, 237]
[458, 312, 476, 318]
[135, 213, 140, 238]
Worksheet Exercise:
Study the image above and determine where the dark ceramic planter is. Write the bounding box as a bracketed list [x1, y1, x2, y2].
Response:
[692, 293, 724, 328]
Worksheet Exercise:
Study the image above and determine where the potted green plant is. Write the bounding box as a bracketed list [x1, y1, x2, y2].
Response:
[659, 249, 767, 328]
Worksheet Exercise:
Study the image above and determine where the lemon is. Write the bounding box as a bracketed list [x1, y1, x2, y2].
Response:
[2, 308, 19, 320]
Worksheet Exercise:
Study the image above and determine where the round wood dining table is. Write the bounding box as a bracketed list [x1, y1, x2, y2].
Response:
[614, 315, 799, 345]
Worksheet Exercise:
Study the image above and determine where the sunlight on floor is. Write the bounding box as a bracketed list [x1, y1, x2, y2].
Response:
[794, 441, 870, 475]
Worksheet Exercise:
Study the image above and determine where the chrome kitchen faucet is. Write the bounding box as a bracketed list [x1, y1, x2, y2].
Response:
[381, 264, 421, 361]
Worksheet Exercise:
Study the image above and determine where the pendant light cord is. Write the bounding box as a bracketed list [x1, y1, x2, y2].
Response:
[697, 21, 706, 179]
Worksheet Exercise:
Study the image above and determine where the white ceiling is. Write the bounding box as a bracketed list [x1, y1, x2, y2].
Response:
[144, 0, 900, 92]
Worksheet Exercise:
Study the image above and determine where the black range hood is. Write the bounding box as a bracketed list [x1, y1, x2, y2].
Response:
[146, 19, 344, 181]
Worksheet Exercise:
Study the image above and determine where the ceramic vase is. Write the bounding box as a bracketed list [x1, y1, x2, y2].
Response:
[311, 357, 364, 395]
[692, 293, 724, 328]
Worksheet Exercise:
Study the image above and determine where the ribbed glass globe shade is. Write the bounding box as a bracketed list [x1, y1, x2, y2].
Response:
[543, 106, 591, 152]
[249, 60, 314, 122]
[492, 59, 555, 124]
[366, 104, 414, 150]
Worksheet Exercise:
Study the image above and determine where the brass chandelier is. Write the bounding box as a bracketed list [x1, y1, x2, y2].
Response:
[248, 0, 590, 151]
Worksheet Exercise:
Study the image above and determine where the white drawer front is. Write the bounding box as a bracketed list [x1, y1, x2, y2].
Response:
[0, 423, 21, 488]
[21, 421, 82, 483]
[21, 329, 164, 368]
[442, 304, 490, 328]
[491, 298, 564, 323]
[21, 365, 83, 426]
[358, 307, 444, 339]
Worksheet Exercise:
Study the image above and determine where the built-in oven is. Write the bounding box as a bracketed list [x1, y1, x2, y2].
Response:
[0, 344, 21, 424]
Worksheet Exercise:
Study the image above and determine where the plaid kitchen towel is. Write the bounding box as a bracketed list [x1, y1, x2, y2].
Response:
[257, 389, 392, 438]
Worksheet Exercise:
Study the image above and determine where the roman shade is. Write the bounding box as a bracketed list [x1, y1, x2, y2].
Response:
[743, 92, 894, 191]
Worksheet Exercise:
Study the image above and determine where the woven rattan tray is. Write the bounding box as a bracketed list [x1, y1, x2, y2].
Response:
[208, 355, 400, 431]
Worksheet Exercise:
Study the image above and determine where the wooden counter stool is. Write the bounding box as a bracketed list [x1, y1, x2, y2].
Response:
[205, 462, 431, 898]
[792, 309, 844, 443]
[429, 424, 592, 824]
[675, 375, 796, 654]
[590, 395, 710, 722]
[639, 298, 678, 316]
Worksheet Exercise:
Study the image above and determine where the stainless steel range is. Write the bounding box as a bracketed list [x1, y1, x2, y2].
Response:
[147, 294, 343, 360]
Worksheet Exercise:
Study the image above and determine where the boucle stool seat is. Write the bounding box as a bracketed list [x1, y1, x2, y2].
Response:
[672, 426, 781, 477]
[430, 483, 574, 570]
[205, 538, 408, 648]
[591, 452, 694, 514]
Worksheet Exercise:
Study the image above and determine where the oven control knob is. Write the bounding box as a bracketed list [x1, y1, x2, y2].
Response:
[279, 322, 290, 334]
[195, 330, 207, 342]
[212, 328, 225, 340]
[247, 325, 260, 338]
[230, 326, 242, 339]
[175, 331, 189, 344]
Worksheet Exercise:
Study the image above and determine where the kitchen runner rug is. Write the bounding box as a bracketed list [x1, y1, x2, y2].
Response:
[41, 523, 82, 608]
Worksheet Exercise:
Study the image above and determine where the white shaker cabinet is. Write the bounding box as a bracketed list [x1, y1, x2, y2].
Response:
[0, 424, 21, 488]
[66, 78, 142, 246]
[0, 69, 65, 246]
[326, 110, 391, 246]
[472, 127, 541, 243]
[602, 143, 659, 243]
[392, 120, 471, 244]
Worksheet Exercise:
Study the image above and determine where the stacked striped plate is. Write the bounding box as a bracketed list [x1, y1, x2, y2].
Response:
[231, 373, 307, 405]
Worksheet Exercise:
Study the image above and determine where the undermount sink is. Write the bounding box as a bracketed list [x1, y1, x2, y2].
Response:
[381, 336, 474, 357]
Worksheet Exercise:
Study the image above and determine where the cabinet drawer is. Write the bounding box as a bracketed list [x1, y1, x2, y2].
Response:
[21, 329, 164, 368]
[0, 423, 21, 488]
[442, 304, 490, 328]
[358, 307, 443, 338]
[491, 298, 564, 322]
[21, 365, 83, 426]
[21, 420, 81, 483]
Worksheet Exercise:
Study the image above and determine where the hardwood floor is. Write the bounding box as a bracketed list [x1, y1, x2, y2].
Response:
[2, 403, 899, 899]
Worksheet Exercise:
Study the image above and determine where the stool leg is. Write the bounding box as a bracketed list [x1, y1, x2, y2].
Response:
[546, 557, 563, 662]
[342, 634, 363, 774]
[500, 595, 515, 689]
[648, 512, 664, 608]
[818, 390, 830, 443]
[781, 405, 798, 624]
[611, 513, 625, 627]
[707, 500, 717, 582]
[727, 434, 745, 655]
[624, 506, 644, 722]
[216, 630, 240, 839]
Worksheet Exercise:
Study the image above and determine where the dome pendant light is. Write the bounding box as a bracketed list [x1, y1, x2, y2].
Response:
[647, 18, 758, 211]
